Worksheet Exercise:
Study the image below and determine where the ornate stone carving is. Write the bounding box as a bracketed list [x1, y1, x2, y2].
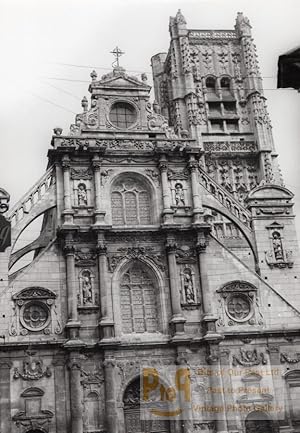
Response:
[251, 93, 271, 128]
[70, 167, 93, 180]
[200, 46, 213, 71]
[232, 348, 267, 367]
[167, 168, 189, 180]
[280, 352, 300, 364]
[180, 36, 192, 74]
[81, 367, 104, 388]
[204, 141, 257, 153]
[216, 45, 229, 71]
[235, 12, 252, 37]
[145, 169, 160, 185]
[13, 359, 52, 381]
[10, 287, 61, 336]
[108, 246, 166, 272]
[71, 98, 99, 132]
[75, 250, 97, 267]
[217, 281, 263, 327]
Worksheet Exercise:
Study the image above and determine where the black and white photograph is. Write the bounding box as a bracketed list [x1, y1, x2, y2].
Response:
[0, 0, 300, 432]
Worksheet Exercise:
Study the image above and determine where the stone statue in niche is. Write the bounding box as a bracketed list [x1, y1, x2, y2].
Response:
[272, 231, 284, 261]
[82, 271, 93, 304]
[181, 267, 196, 305]
[184, 271, 195, 303]
[175, 182, 185, 206]
[78, 183, 88, 206]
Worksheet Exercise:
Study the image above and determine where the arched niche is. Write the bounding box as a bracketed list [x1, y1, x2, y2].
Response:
[245, 411, 276, 433]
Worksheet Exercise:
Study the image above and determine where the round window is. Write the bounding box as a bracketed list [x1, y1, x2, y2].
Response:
[226, 293, 253, 322]
[110, 102, 137, 129]
[20, 301, 50, 331]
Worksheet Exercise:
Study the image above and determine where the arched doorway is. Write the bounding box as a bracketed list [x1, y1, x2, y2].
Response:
[245, 411, 274, 433]
[123, 378, 170, 433]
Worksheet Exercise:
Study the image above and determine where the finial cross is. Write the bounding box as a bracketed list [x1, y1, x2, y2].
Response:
[110, 46, 124, 68]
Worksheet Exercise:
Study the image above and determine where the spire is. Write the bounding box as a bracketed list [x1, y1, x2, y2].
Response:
[175, 9, 186, 25]
[235, 12, 252, 37]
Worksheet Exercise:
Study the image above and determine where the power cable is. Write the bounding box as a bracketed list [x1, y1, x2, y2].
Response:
[30, 92, 77, 115]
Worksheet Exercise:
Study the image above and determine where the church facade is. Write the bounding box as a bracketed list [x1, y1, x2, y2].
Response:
[0, 10, 300, 433]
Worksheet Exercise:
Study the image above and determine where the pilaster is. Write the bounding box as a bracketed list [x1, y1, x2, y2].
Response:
[92, 155, 106, 225]
[64, 233, 81, 339]
[96, 231, 114, 340]
[0, 359, 12, 433]
[62, 154, 74, 225]
[53, 356, 68, 432]
[158, 156, 174, 224]
[103, 357, 118, 433]
[68, 353, 83, 433]
[166, 234, 186, 337]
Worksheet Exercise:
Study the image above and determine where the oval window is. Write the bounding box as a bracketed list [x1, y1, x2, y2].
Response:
[110, 102, 137, 129]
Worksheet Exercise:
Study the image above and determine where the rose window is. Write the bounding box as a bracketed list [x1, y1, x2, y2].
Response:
[226, 294, 252, 322]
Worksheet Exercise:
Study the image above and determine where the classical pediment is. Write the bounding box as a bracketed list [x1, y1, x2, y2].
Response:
[93, 70, 150, 90]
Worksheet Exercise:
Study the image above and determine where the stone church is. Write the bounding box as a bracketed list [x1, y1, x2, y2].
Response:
[0, 9, 300, 433]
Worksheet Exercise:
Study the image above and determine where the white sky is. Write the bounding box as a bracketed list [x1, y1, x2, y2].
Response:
[0, 0, 300, 239]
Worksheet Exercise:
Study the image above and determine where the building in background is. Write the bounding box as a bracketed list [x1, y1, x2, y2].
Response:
[0, 10, 300, 433]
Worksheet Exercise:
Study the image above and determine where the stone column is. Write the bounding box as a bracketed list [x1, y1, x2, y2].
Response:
[206, 345, 228, 433]
[104, 357, 118, 433]
[188, 155, 203, 223]
[64, 233, 80, 339]
[166, 235, 186, 335]
[68, 353, 83, 433]
[96, 232, 114, 339]
[53, 356, 68, 432]
[196, 231, 219, 338]
[62, 155, 74, 225]
[0, 359, 12, 433]
[158, 156, 173, 223]
[92, 155, 106, 225]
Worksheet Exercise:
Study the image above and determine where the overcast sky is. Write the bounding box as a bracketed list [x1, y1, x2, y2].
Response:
[1, 0, 300, 239]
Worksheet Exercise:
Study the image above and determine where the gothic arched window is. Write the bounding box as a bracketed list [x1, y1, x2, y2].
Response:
[111, 176, 151, 226]
[206, 76, 216, 91]
[120, 262, 158, 334]
[220, 76, 231, 89]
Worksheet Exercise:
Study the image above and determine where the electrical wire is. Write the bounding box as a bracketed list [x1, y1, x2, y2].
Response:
[30, 93, 77, 115]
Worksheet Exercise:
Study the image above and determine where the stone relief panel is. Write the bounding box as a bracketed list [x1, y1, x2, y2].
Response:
[9, 287, 62, 337]
[217, 281, 263, 327]
[107, 246, 166, 273]
[13, 387, 54, 430]
[13, 355, 52, 381]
